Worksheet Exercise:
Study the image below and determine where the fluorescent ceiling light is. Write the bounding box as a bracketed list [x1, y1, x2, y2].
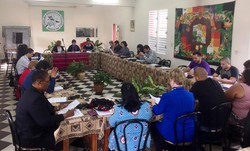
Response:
[92, 0, 119, 4]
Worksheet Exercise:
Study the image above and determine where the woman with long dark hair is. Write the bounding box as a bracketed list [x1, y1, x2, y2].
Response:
[108, 82, 152, 151]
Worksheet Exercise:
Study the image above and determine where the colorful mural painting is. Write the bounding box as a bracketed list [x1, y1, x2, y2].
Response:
[174, 2, 235, 65]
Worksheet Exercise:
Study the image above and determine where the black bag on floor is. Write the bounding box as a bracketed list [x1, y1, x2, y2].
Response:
[8, 73, 15, 87]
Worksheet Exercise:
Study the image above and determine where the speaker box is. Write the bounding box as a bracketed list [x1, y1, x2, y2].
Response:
[13, 32, 23, 44]
[16, 33, 23, 44]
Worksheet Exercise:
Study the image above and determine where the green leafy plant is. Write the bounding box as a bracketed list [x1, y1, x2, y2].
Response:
[48, 41, 56, 50]
[67, 61, 85, 77]
[94, 40, 103, 51]
[132, 76, 166, 96]
[92, 71, 112, 85]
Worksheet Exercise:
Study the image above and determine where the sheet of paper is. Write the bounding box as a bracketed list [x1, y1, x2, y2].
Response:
[48, 97, 67, 103]
[67, 109, 84, 119]
[54, 86, 63, 91]
[57, 100, 80, 114]
[95, 109, 114, 116]
[221, 83, 233, 90]
[149, 94, 161, 104]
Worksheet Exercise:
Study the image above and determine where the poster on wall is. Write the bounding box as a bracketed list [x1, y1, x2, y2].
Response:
[174, 1, 235, 65]
[42, 10, 64, 32]
[76, 27, 97, 37]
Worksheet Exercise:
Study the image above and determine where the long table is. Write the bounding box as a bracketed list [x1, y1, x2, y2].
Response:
[43, 52, 193, 91]
[46, 78, 110, 151]
[43, 52, 194, 150]
[43, 52, 101, 70]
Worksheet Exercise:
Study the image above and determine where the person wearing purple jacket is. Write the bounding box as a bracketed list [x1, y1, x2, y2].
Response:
[184, 51, 211, 75]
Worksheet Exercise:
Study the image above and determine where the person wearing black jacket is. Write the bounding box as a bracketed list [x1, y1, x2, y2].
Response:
[15, 70, 74, 150]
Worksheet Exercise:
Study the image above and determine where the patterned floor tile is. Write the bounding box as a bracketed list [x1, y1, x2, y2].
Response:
[0, 63, 123, 150]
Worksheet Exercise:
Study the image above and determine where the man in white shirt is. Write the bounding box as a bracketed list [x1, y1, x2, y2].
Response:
[16, 48, 34, 75]
[138, 45, 158, 64]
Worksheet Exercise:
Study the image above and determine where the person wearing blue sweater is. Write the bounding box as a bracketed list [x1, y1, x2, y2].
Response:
[151, 68, 195, 151]
[22, 60, 57, 93]
[108, 82, 152, 151]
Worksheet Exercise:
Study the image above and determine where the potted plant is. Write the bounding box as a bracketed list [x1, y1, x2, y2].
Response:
[93, 40, 103, 52]
[132, 75, 166, 97]
[67, 61, 85, 80]
[48, 40, 56, 51]
[92, 71, 112, 95]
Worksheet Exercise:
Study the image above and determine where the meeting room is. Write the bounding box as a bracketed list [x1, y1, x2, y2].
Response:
[0, 0, 250, 151]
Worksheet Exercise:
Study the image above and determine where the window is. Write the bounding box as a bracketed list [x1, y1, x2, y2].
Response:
[148, 9, 168, 54]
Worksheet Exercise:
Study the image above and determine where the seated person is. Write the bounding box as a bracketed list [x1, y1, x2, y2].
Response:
[80, 38, 93, 48]
[16, 48, 34, 75]
[183, 51, 211, 75]
[135, 44, 144, 59]
[138, 45, 157, 64]
[23, 60, 57, 93]
[108, 82, 152, 151]
[82, 39, 94, 51]
[151, 68, 195, 151]
[243, 60, 250, 69]
[225, 69, 250, 127]
[16, 70, 74, 150]
[190, 67, 227, 127]
[108, 40, 114, 52]
[16, 44, 28, 62]
[116, 41, 130, 57]
[114, 40, 121, 53]
[18, 60, 38, 86]
[52, 40, 64, 53]
[67, 39, 80, 52]
[213, 57, 239, 84]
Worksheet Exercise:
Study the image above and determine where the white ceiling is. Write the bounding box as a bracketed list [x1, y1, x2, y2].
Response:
[23, 0, 136, 7]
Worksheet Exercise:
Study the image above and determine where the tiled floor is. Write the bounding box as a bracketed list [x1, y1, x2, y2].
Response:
[0, 64, 17, 151]
[0, 63, 123, 151]
[0, 63, 242, 151]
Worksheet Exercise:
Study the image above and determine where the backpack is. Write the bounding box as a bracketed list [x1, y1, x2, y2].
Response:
[158, 59, 171, 67]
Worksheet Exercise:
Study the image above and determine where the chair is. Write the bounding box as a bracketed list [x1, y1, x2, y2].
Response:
[178, 65, 188, 70]
[5, 110, 45, 151]
[5, 50, 16, 76]
[241, 110, 250, 148]
[157, 57, 162, 64]
[164, 112, 201, 151]
[200, 102, 232, 151]
[113, 119, 150, 151]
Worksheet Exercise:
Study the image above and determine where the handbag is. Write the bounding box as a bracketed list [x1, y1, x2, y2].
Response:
[89, 98, 114, 111]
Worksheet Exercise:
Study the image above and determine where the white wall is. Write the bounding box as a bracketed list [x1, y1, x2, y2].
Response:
[0, 0, 134, 53]
[133, 0, 199, 68]
[134, 0, 250, 71]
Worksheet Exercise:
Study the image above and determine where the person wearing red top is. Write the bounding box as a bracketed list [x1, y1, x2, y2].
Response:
[18, 61, 38, 86]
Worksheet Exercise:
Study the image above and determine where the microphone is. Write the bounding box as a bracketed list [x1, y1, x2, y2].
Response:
[61, 38, 66, 51]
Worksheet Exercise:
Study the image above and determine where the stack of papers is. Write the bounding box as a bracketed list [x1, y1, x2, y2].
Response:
[54, 86, 64, 91]
[149, 94, 161, 104]
[57, 100, 84, 119]
[48, 97, 67, 103]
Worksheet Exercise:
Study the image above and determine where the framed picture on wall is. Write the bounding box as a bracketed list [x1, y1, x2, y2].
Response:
[76, 27, 97, 37]
[42, 10, 64, 32]
[130, 20, 135, 32]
